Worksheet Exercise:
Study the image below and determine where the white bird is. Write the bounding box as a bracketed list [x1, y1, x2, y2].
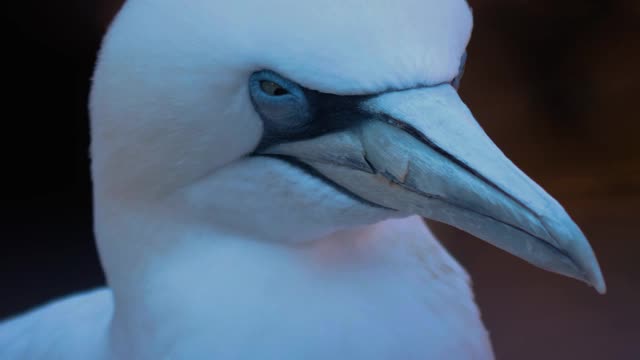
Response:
[1, 0, 605, 359]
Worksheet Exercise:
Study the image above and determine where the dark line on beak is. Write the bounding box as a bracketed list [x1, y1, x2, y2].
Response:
[365, 154, 583, 277]
[258, 154, 396, 211]
[389, 174, 577, 269]
[375, 113, 579, 265]
[377, 113, 535, 218]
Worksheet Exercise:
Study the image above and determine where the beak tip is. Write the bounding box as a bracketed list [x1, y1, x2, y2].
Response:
[576, 248, 606, 295]
[590, 270, 607, 295]
[545, 216, 606, 295]
[578, 255, 606, 294]
[580, 242, 607, 295]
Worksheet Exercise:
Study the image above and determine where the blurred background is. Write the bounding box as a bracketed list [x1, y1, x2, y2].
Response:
[1, 0, 638, 358]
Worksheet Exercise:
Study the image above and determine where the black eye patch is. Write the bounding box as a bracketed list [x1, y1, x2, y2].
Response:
[249, 70, 372, 151]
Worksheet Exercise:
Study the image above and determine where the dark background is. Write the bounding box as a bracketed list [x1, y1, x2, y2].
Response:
[2, 1, 639, 359]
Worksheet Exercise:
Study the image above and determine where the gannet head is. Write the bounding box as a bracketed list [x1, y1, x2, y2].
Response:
[90, 0, 605, 293]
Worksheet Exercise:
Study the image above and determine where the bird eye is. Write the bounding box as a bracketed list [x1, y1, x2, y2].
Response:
[250, 70, 311, 131]
[260, 80, 289, 96]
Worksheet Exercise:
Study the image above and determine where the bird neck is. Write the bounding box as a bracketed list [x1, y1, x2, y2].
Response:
[94, 197, 308, 356]
[94, 195, 439, 357]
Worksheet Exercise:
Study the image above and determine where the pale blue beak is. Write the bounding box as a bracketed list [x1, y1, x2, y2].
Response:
[261, 84, 606, 293]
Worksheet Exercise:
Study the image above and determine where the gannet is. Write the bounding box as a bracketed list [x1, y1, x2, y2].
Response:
[0, 0, 605, 359]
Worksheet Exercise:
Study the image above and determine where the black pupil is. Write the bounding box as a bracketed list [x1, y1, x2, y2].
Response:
[261, 81, 289, 96]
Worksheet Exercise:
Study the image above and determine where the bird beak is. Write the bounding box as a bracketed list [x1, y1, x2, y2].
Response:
[260, 84, 605, 293]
